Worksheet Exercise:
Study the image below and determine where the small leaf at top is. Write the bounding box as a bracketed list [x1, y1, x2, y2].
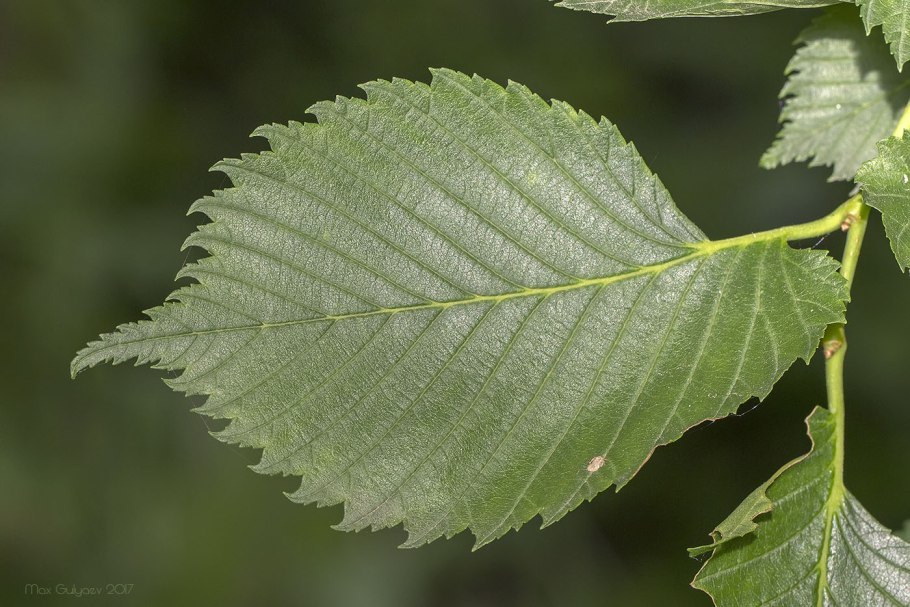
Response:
[72, 70, 847, 548]
[857, 0, 910, 70]
[857, 133, 910, 271]
[762, 5, 910, 181]
[551, 0, 839, 21]
[693, 407, 910, 605]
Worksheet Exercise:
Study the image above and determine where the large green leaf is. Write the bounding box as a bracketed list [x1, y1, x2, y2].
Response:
[762, 6, 910, 181]
[72, 70, 847, 548]
[857, 0, 910, 70]
[857, 133, 910, 270]
[693, 407, 910, 605]
[551, 0, 838, 21]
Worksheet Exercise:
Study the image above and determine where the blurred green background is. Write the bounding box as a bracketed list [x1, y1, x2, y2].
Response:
[2, 1, 908, 605]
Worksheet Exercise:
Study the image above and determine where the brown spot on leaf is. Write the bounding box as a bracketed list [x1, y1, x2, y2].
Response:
[587, 456, 605, 473]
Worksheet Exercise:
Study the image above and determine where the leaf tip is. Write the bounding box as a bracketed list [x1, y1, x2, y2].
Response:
[69, 352, 86, 379]
[70, 340, 104, 379]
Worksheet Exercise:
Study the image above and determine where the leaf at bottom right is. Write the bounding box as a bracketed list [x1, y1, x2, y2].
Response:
[692, 407, 910, 606]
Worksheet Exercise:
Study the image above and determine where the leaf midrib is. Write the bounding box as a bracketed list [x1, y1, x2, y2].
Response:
[816, 476, 844, 605]
[81, 237, 790, 356]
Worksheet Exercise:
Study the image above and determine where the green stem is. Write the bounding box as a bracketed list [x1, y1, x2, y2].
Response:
[817, 198, 868, 546]
[695, 195, 862, 253]
[837, 201, 870, 291]
[818, 320, 847, 603]
[823, 198, 868, 478]
[814, 102, 910, 600]
[816, 193, 869, 581]
[822, 102, 910, 466]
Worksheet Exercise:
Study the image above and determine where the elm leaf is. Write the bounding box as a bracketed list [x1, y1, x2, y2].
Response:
[762, 6, 910, 181]
[693, 407, 910, 605]
[72, 70, 847, 548]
